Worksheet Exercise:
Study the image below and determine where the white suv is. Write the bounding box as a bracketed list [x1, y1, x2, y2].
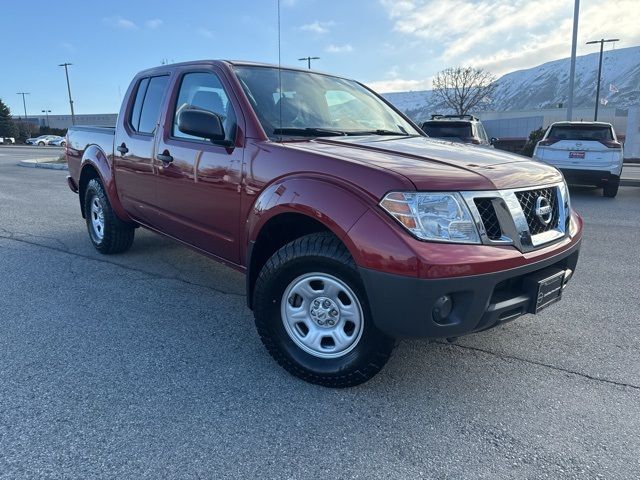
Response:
[533, 121, 623, 197]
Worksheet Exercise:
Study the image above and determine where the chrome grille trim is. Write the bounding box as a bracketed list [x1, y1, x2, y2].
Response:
[461, 182, 570, 253]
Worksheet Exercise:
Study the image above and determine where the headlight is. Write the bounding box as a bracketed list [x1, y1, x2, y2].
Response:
[380, 192, 480, 243]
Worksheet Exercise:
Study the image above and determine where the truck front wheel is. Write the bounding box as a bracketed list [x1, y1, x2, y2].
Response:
[84, 178, 135, 254]
[253, 233, 395, 387]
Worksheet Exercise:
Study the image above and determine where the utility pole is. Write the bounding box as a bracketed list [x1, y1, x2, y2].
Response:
[59, 63, 76, 125]
[16, 92, 30, 120]
[298, 56, 320, 69]
[566, 0, 580, 121]
[586, 38, 619, 121]
[42, 109, 51, 128]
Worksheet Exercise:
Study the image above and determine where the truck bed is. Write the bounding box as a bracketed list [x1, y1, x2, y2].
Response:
[66, 125, 116, 187]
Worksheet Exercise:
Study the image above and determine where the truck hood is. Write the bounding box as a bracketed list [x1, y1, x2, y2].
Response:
[285, 136, 562, 191]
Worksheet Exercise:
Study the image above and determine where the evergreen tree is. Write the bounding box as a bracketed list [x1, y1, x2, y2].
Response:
[0, 98, 18, 138]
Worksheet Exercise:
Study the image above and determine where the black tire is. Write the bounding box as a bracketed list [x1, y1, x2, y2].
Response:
[38, 141, 45, 146]
[253, 232, 395, 388]
[603, 179, 619, 198]
[84, 178, 135, 254]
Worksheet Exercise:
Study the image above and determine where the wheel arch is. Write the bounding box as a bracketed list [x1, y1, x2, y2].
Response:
[244, 177, 373, 309]
[78, 145, 132, 223]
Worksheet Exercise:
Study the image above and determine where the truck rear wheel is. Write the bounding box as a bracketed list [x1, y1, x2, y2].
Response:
[84, 178, 135, 254]
[253, 233, 395, 387]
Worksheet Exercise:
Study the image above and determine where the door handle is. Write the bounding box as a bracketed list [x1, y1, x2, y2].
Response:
[157, 151, 173, 164]
[117, 143, 129, 155]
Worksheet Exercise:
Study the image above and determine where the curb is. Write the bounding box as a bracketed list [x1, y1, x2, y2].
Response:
[621, 178, 640, 187]
[18, 160, 68, 171]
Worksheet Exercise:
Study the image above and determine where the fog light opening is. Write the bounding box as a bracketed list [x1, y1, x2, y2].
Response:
[432, 295, 453, 324]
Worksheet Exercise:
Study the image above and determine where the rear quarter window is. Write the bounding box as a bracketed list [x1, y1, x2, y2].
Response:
[128, 75, 170, 134]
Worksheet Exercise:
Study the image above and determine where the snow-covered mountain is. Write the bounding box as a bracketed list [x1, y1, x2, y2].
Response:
[381, 46, 640, 121]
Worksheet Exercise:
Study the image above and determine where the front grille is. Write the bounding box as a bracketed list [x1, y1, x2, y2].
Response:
[474, 198, 502, 240]
[515, 187, 559, 235]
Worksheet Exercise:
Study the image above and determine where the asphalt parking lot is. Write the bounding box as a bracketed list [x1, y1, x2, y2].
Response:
[1, 146, 639, 479]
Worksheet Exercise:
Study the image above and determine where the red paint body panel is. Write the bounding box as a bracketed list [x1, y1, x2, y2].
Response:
[65, 59, 583, 292]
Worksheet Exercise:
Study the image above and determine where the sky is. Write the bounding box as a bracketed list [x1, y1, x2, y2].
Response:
[1, 0, 638, 116]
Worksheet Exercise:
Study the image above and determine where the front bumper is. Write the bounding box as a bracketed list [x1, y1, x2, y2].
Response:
[560, 168, 619, 187]
[359, 238, 581, 338]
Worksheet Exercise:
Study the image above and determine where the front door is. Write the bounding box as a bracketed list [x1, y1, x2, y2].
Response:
[154, 69, 243, 264]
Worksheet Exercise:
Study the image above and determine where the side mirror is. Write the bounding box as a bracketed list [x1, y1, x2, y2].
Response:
[490, 137, 498, 145]
[177, 109, 232, 146]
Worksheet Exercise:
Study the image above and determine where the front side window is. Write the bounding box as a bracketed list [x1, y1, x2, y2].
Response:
[234, 66, 419, 138]
[172, 72, 237, 142]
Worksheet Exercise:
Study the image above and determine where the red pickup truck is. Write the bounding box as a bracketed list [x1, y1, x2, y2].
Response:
[66, 60, 582, 387]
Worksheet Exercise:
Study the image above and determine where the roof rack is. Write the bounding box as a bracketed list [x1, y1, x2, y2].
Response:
[430, 114, 478, 121]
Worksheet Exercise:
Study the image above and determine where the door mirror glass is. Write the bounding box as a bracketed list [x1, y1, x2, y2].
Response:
[177, 109, 227, 144]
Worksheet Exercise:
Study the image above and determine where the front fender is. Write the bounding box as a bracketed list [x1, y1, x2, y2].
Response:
[245, 176, 373, 262]
[80, 146, 132, 222]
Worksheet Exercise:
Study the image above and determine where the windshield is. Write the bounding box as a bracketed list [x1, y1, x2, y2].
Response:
[234, 66, 420, 138]
[548, 125, 613, 141]
[422, 122, 472, 139]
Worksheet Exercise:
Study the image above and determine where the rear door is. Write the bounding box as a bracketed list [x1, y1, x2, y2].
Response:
[153, 67, 244, 264]
[537, 124, 617, 170]
[114, 74, 170, 224]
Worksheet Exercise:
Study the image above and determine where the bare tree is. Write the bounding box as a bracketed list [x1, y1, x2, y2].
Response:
[432, 67, 497, 115]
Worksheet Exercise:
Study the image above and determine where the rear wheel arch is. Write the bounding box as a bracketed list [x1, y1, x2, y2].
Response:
[78, 163, 101, 218]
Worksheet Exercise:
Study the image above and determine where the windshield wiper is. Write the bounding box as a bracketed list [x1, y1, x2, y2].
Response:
[347, 129, 413, 136]
[273, 127, 348, 137]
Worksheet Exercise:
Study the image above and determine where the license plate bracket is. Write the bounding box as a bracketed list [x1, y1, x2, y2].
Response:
[524, 269, 565, 314]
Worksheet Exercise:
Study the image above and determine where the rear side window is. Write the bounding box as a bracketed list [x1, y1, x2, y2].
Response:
[138, 76, 170, 134]
[548, 125, 613, 141]
[129, 75, 169, 134]
[129, 78, 150, 131]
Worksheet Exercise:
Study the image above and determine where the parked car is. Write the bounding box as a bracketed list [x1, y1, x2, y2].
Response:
[48, 137, 67, 147]
[26, 135, 61, 146]
[421, 114, 496, 146]
[0, 137, 16, 144]
[66, 61, 582, 387]
[533, 121, 623, 197]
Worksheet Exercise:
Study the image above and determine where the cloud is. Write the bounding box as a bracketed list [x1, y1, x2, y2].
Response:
[325, 44, 354, 53]
[197, 27, 214, 38]
[103, 16, 137, 30]
[145, 19, 163, 29]
[379, 0, 640, 78]
[366, 78, 431, 93]
[60, 42, 76, 52]
[299, 20, 334, 34]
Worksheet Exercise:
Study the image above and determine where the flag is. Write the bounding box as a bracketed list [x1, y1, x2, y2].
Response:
[609, 83, 619, 93]
[600, 98, 609, 106]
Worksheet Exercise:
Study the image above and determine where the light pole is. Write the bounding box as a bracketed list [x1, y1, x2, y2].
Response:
[586, 38, 619, 121]
[58, 62, 76, 125]
[566, 0, 580, 121]
[16, 92, 30, 120]
[298, 56, 320, 69]
[42, 109, 51, 128]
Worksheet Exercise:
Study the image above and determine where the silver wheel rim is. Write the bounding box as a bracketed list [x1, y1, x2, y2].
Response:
[281, 273, 364, 359]
[89, 195, 105, 241]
